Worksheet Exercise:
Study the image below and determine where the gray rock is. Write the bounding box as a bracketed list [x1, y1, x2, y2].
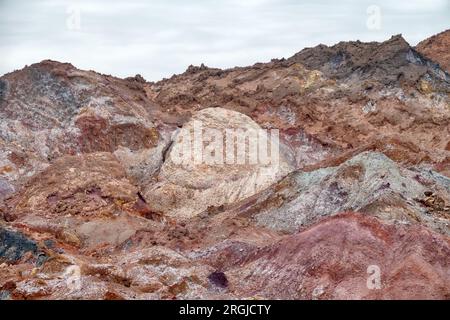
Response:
[0, 226, 38, 263]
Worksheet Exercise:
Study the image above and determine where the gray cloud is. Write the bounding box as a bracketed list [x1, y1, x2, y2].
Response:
[0, 0, 448, 80]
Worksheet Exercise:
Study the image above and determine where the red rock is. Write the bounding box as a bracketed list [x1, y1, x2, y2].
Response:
[221, 213, 450, 299]
[0, 32, 449, 300]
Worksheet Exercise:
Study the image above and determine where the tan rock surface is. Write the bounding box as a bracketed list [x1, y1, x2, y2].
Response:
[416, 29, 450, 72]
[0, 32, 449, 300]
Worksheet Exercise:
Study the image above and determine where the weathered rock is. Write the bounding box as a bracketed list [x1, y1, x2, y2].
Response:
[220, 213, 450, 299]
[227, 151, 450, 235]
[416, 29, 450, 72]
[0, 226, 39, 263]
[147, 35, 450, 178]
[144, 107, 294, 219]
[289, 34, 447, 87]
[0, 60, 168, 194]
[3, 152, 163, 249]
[5, 152, 138, 217]
[0, 31, 449, 300]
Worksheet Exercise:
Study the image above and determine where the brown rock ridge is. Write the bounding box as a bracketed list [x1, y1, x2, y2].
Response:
[416, 29, 450, 72]
[0, 31, 449, 300]
[219, 213, 450, 300]
[221, 151, 450, 236]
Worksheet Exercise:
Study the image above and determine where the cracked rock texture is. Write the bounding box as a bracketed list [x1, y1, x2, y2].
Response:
[0, 32, 449, 300]
[416, 29, 450, 73]
[144, 107, 294, 219]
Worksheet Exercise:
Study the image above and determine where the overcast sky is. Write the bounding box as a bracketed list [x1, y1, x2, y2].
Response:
[0, 0, 448, 81]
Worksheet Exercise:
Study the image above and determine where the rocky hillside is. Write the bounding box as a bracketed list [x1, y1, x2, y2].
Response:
[0, 32, 449, 300]
[416, 29, 450, 73]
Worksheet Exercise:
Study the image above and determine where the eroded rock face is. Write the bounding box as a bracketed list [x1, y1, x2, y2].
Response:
[5, 153, 138, 217]
[144, 107, 294, 219]
[221, 213, 450, 300]
[247, 151, 450, 234]
[0, 60, 168, 195]
[416, 29, 450, 72]
[147, 34, 450, 176]
[0, 226, 40, 264]
[0, 32, 449, 300]
[289, 35, 448, 86]
[3, 153, 163, 250]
